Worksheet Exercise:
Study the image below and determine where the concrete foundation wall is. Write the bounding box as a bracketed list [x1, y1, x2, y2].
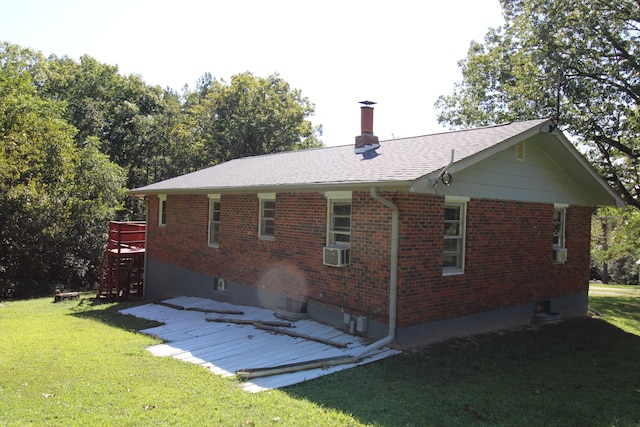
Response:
[145, 259, 587, 349]
[395, 292, 587, 348]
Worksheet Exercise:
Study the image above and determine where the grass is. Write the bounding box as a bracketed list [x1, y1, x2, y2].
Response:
[0, 298, 357, 426]
[0, 287, 639, 426]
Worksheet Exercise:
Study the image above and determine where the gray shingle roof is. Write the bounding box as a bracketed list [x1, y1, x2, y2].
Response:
[129, 118, 551, 195]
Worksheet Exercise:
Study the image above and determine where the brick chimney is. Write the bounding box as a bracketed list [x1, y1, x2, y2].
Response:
[355, 101, 380, 154]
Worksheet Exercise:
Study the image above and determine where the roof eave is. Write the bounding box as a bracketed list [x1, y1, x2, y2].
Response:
[127, 180, 413, 198]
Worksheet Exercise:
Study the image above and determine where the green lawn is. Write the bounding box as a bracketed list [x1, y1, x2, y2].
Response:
[1, 287, 639, 426]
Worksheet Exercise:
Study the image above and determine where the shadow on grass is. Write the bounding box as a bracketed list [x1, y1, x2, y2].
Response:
[66, 297, 163, 333]
[591, 296, 640, 320]
[286, 318, 640, 427]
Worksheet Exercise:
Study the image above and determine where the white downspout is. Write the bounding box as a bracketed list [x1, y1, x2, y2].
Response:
[357, 187, 399, 357]
[142, 196, 149, 300]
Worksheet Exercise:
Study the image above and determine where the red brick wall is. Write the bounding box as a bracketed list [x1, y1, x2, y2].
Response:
[217, 193, 326, 302]
[146, 192, 592, 328]
[394, 199, 592, 327]
[147, 194, 219, 274]
[394, 193, 445, 326]
[555, 205, 593, 294]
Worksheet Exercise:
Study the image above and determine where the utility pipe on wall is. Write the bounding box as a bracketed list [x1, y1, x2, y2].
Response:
[357, 187, 399, 357]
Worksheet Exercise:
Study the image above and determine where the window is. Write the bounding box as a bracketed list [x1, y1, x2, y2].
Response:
[329, 201, 352, 246]
[158, 194, 167, 226]
[553, 204, 567, 248]
[258, 193, 275, 240]
[443, 197, 468, 275]
[325, 191, 352, 247]
[208, 195, 221, 247]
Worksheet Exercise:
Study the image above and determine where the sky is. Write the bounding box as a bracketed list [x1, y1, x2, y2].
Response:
[1, 0, 505, 147]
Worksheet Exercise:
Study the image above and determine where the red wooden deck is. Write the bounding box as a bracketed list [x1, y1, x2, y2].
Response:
[96, 221, 146, 301]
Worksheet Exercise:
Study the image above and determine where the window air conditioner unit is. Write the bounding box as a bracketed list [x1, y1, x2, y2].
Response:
[323, 246, 350, 267]
[553, 248, 568, 263]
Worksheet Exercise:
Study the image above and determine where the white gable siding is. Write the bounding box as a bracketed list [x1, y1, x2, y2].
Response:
[439, 135, 594, 205]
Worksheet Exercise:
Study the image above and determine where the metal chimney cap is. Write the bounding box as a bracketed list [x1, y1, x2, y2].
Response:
[359, 100, 377, 106]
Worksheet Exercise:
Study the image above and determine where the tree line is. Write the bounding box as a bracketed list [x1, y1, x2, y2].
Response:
[0, 42, 321, 298]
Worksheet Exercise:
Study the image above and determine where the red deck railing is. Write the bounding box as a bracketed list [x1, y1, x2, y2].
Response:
[107, 221, 146, 253]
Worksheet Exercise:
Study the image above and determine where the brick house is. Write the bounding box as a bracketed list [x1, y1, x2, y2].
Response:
[129, 106, 624, 348]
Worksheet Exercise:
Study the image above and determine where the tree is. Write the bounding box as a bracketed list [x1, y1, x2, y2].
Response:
[41, 53, 200, 218]
[57, 137, 126, 288]
[0, 42, 325, 295]
[44, 56, 182, 184]
[435, 0, 640, 209]
[592, 207, 640, 284]
[0, 44, 125, 297]
[43, 61, 323, 194]
[188, 72, 322, 169]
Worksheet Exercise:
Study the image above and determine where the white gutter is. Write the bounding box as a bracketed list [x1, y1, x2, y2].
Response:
[357, 187, 399, 357]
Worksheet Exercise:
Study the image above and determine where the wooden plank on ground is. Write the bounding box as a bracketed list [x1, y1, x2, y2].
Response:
[157, 301, 185, 310]
[252, 323, 348, 348]
[205, 317, 292, 328]
[236, 355, 360, 379]
[186, 307, 245, 315]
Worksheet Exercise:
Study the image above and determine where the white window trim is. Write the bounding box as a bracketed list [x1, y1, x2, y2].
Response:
[158, 194, 167, 227]
[258, 193, 276, 241]
[443, 196, 469, 276]
[325, 191, 352, 247]
[445, 195, 470, 203]
[553, 203, 568, 249]
[324, 191, 352, 200]
[208, 194, 221, 248]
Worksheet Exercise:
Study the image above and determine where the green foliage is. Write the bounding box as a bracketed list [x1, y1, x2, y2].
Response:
[59, 138, 126, 286]
[1, 41, 322, 295]
[436, 0, 640, 209]
[43, 57, 322, 210]
[1, 56, 75, 296]
[0, 43, 125, 298]
[42, 54, 190, 217]
[592, 207, 640, 284]
[188, 71, 322, 168]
